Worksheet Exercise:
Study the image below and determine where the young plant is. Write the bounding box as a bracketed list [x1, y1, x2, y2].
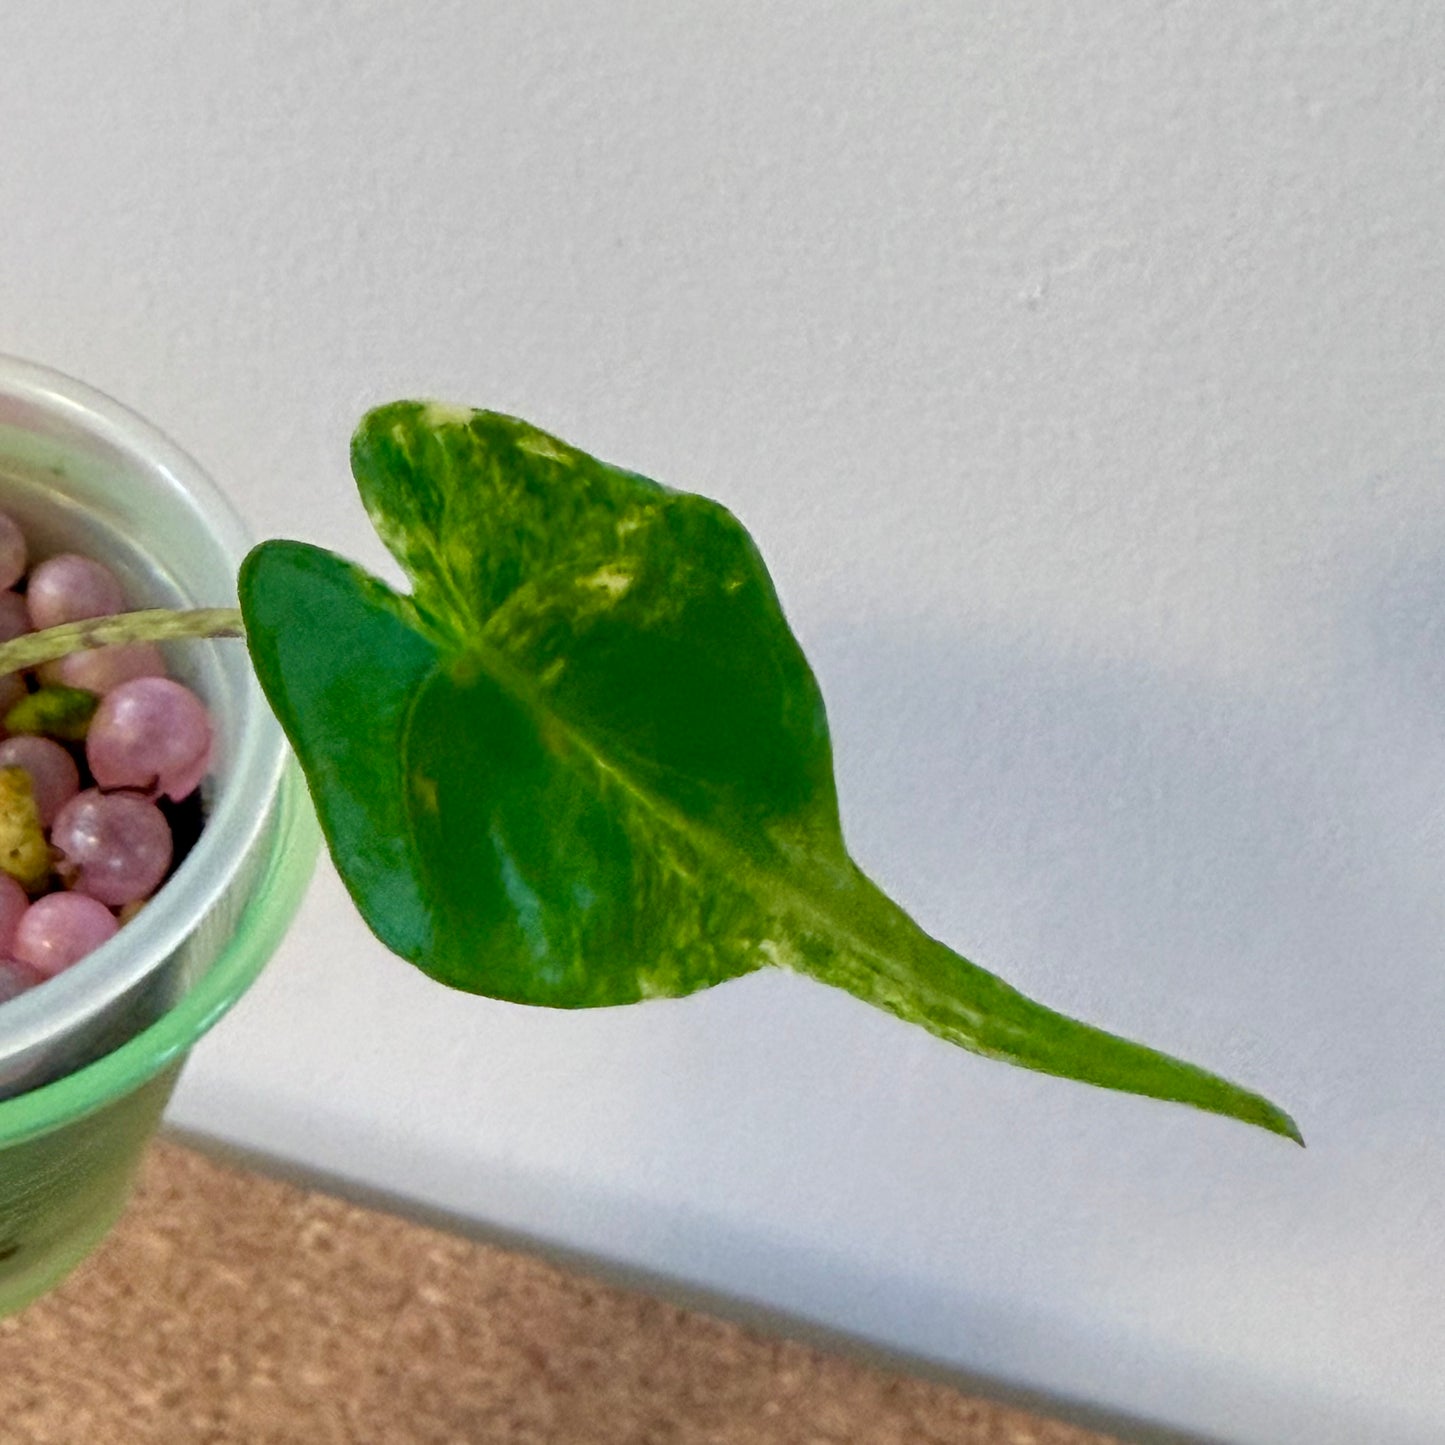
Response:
[2, 403, 1302, 1144]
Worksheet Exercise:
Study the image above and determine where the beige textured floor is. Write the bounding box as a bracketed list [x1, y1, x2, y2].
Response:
[0, 1141, 1122, 1444]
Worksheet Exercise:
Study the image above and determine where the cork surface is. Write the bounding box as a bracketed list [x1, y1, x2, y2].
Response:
[0, 1140, 1122, 1444]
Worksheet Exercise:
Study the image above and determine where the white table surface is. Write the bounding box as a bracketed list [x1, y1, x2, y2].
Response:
[5, 5, 1444, 1441]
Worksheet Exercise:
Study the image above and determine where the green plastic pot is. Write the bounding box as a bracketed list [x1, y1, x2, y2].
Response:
[0, 357, 317, 1314]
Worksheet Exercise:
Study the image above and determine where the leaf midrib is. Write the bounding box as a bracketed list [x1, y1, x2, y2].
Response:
[403, 629, 931, 996]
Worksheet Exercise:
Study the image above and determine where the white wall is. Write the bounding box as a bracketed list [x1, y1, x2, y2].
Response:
[4, 4, 1443, 1440]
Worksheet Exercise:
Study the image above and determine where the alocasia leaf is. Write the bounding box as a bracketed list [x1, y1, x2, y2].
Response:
[239, 402, 1301, 1143]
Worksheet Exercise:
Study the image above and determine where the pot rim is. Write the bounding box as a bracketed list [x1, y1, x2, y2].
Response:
[0, 355, 288, 1080]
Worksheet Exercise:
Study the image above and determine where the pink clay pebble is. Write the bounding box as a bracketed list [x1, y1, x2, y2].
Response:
[86, 676, 213, 802]
[0, 590, 29, 722]
[14, 892, 119, 978]
[52, 789, 173, 907]
[0, 874, 29, 955]
[26, 553, 125, 631]
[0, 514, 27, 593]
[39, 641, 167, 694]
[0, 590, 29, 643]
[0, 956, 46, 1003]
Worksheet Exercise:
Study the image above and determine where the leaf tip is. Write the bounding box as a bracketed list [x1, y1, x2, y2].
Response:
[1234, 1091, 1304, 1147]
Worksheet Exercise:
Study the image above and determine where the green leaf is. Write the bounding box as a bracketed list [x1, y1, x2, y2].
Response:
[240, 402, 1301, 1143]
[238, 542, 439, 963]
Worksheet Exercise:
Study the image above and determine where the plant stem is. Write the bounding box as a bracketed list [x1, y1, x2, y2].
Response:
[0, 607, 245, 675]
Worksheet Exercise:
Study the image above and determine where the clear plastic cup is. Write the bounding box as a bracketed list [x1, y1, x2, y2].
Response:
[0, 357, 317, 1315]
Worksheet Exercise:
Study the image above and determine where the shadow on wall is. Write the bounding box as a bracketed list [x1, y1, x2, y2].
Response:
[803, 601, 1445, 1129]
[1348, 525, 1445, 743]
